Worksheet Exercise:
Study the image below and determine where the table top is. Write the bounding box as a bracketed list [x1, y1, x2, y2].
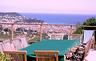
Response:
[21, 40, 80, 57]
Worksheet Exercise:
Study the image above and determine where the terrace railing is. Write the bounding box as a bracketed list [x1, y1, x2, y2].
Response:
[84, 36, 95, 56]
[68, 34, 83, 42]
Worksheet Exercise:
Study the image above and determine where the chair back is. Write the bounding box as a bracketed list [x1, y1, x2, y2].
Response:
[3, 51, 27, 61]
[35, 50, 59, 61]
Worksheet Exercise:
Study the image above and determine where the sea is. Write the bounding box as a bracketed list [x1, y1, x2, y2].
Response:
[20, 13, 96, 24]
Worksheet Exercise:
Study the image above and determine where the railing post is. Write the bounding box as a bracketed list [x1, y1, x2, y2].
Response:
[11, 23, 14, 40]
[39, 23, 43, 41]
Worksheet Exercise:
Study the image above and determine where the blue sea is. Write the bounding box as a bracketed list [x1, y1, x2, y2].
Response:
[21, 13, 96, 24]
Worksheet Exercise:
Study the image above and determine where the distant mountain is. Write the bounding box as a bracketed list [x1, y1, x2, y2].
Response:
[0, 12, 44, 23]
[0, 12, 21, 16]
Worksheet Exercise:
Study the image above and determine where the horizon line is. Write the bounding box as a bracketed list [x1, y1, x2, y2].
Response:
[0, 11, 96, 15]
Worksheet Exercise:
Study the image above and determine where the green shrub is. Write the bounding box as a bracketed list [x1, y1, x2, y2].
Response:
[0, 52, 10, 61]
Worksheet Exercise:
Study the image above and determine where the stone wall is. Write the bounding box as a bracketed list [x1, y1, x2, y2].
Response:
[0, 36, 28, 51]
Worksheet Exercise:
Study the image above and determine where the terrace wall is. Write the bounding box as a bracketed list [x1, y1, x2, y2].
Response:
[0, 36, 28, 51]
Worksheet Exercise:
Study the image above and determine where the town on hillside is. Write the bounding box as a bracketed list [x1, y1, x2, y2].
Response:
[0, 12, 96, 61]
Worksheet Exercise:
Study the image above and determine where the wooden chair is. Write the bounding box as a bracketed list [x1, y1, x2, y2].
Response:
[35, 50, 59, 61]
[3, 51, 27, 61]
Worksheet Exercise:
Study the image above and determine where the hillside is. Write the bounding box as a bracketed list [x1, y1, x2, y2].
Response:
[0, 12, 44, 23]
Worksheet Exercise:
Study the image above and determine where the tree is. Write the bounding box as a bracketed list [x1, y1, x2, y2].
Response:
[0, 25, 3, 32]
[73, 22, 83, 34]
[73, 17, 96, 34]
[73, 25, 83, 34]
[83, 17, 96, 26]
[42, 33, 50, 39]
[63, 35, 68, 40]
[3, 28, 11, 34]
[33, 36, 40, 41]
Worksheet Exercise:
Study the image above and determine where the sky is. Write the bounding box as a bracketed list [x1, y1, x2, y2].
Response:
[0, 0, 96, 14]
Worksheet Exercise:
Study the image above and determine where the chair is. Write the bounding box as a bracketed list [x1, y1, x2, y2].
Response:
[3, 51, 27, 61]
[35, 50, 59, 61]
